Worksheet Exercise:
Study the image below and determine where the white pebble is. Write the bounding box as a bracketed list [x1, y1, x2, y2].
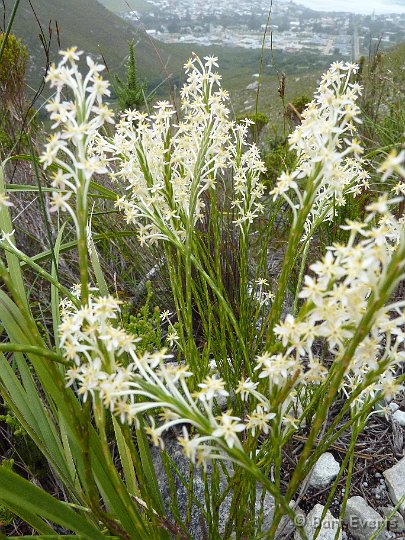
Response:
[392, 409, 405, 426]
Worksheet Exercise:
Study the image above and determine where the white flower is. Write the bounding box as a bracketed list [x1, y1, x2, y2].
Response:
[197, 375, 229, 401]
[274, 62, 367, 236]
[255, 353, 297, 386]
[49, 191, 72, 213]
[246, 405, 276, 436]
[366, 194, 401, 215]
[93, 55, 266, 244]
[212, 412, 245, 448]
[59, 46, 82, 64]
[177, 427, 200, 462]
[41, 49, 112, 231]
[203, 55, 219, 69]
[166, 329, 179, 346]
[378, 149, 405, 181]
[0, 194, 13, 208]
[235, 377, 258, 401]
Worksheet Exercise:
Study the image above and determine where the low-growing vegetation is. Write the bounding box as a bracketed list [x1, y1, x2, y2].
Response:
[0, 6, 404, 540]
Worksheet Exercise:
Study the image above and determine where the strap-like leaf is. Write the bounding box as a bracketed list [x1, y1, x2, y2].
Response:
[0, 164, 28, 310]
[0, 468, 105, 538]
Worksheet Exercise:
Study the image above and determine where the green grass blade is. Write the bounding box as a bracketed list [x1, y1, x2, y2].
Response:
[135, 420, 165, 514]
[5, 183, 116, 201]
[0, 163, 28, 310]
[0, 501, 56, 536]
[26, 230, 137, 267]
[51, 222, 67, 350]
[112, 417, 138, 496]
[88, 226, 109, 296]
[14, 353, 72, 479]
[87, 428, 148, 538]
[0, 240, 77, 305]
[0, 352, 80, 497]
[58, 412, 82, 494]
[0, 286, 148, 536]
[5, 534, 119, 540]
[0, 468, 105, 538]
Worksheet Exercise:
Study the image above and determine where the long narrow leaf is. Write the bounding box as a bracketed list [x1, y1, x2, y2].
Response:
[0, 501, 56, 536]
[136, 420, 165, 514]
[0, 164, 28, 309]
[51, 222, 67, 349]
[27, 231, 137, 267]
[0, 468, 105, 539]
[112, 417, 138, 496]
[0, 353, 79, 496]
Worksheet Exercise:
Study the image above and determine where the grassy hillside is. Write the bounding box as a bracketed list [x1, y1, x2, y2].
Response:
[168, 43, 327, 123]
[1, 0, 175, 93]
[2, 0, 332, 120]
[97, 0, 150, 13]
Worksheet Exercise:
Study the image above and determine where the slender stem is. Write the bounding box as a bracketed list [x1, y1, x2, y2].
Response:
[292, 240, 309, 316]
[76, 179, 89, 306]
[265, 183, 316, 347]
[0, 0, 21, 62]
[254, 0, 273, 143]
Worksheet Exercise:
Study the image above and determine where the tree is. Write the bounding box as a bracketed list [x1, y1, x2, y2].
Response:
[114, 40, 148, 112]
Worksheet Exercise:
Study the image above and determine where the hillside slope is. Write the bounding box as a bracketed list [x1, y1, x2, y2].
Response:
[2, 0, 339, 120]
[97, 0, 149, 13]
[1, 0, 174, 92]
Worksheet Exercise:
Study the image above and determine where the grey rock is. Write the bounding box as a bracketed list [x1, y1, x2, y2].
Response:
[152, 434, 275, 538]
[272, 501, 304, 539]
[308, 453, 340, 490]
[389, 402, 400, 413]
[246, 81, 259, 91]
[294, 504, 341, 540]
[219, 486, 274, 537]
[380, 507, 405, 532]
[214, 391, 229, 411]
[151, 436, 209, 539]
[392, 409, 405, 426]
[344, 496, 387, 540]
[254, 488, 275, 534]
[383, 457, 405, 516]
[374, 481, 388, 500]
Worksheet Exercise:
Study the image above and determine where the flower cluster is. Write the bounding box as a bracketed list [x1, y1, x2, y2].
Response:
[40, 47, 113, 225]
[379, 148, 405, 199]
[59, 292, 289, 462]
[92, 55, 266, 245]
[49, 53, 404, 471]
[272, 201, 405, 402]
[271, 62, 369, 237]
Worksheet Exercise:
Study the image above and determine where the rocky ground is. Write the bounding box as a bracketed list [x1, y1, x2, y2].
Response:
[151, 395, 405, 539]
